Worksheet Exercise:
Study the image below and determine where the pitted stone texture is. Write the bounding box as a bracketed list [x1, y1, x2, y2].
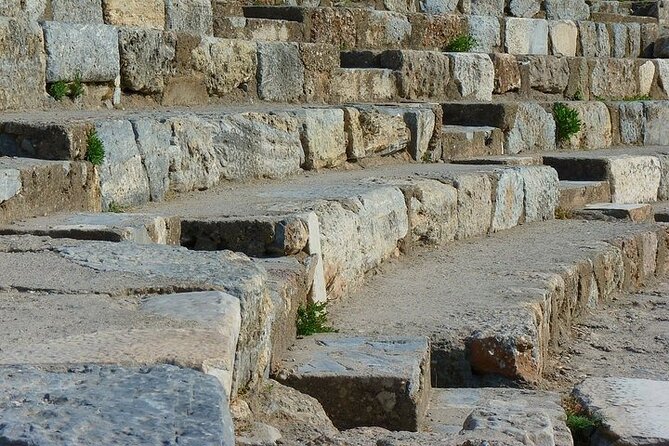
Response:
[563, 102, 612, 150]
[357, 11, 411, 49]
[549, 20, 578, 56]
[509, 0, 540, 18]
[544, 0, 589, 20]
[608, 156, 661, 203]
[506, 103, 557, 154]
[0, 169, 21, 203]
[492, 53, 521, 93]
[448, 53, 494, 101]
[526, 55, 569, 94]
[96, 120, 151, 209]
[590, 59, 637, 99]
[398, 178, 458, 244]
[505, 18, 548, 55]
[573, 378, 669, 446]
[0, 18, 46, 111]
[52, 0, 103, 23]
[257, 42, 304, 102]
[420, 0, 458, 14]
[518, 166, 559, 222]
[656, 59, 669, 98]
[192, 38, 257, 97]
[331, 68, 398, 103]
[639, 61, 656, 97]
[378, 50, 450, 100]
[491, 169, 524, 232]
[470, 0, 504, 16]
[467, 15, 501, 53]
[275, 335, 430, 431]
[43, 22, 120, 83]
[644, 102, 669, 145]
[0, 365, 234, 446]
[166, 0, 213, 35]
[132, 118, 176, 201]
[291, 108, 347, 170]
[102, 0, 165, 29]
[119, 28, 176, 95]
[618, 102, 645, 145]
[344, 106, 411, 160]
[452, 172, 493, 239]
[579, 22, 611, 58]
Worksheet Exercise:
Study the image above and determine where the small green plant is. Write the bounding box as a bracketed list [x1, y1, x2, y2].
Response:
[553, 103, 582, 142]
[296, 301, 337, 336]
[555, 207, 574, 220]
[69, 73, 84, 99]
[563, 397, 602, 446]
[86, 129, 105, 166]
[571, 90, 584, 101]
[444, 34, 477, 52]
[49, 81, 69, 101]
[622, 94, 651, 101]
[107, 201, 125, 213]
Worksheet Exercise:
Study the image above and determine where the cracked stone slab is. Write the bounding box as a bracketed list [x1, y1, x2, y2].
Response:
[0, 364, 234, 445]
[275, 335, 430, 431]
[573, 378, 669, 446]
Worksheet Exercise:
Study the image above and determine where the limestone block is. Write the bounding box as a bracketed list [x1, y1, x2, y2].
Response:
[506, 103, 557, 153]
[403, 107, 437, 162]
[509, 0, 540, 18]
[166, 0, 213, 35]
[526, 55, 569, 94]
[639, 61, 655, 97]
[467, 15, 501, 53]
[52, 0, 103, 23]
[119, 28, 176, 95]
[490, 169, 524, 232]
[548, 20, 577, 56]
[641, 23, 658, 58]
[544, 0, 589, 20]
[656, 154, 669, 201]
[564, 102, 612, 150]
[96, 120, 151, 209]
[470, 0, 504, 16]
[43, 22, 120, 83]
[291, 108, 347, 170]
[618, 102, 645, 145]
[402, 179, 458, 244]
[644, 102, 669, 145]
[192, 38, 257, 97]
[452, 172, 493, 239]
[517, 166, 559, 222]
[448, 53, 494, 101]
[356, 11, 411, 49]
[0, 169, 21, 203]
[378, 50, 450, 100]
[102, 0, 165, 29]
[132, 119, 174, 202]
[215, 112, 303, 180]
[611, 23, 628, 58]
[627, 23, 642, 58]
[492, 53, 521, 94]
[257, 42, 304, 102]
[344, 106, 411, 160]
[590, 58, 637, 99]
[578, 22, 611, 58]
[330, 68, 398, 103]
[0, 18, 46, 111]
[420, 0, 458, 14]
[607, 156, 661, 203]
[655, 59, 669, 97]
[505, 18, 549, 55]
[307, 8, 357, 50]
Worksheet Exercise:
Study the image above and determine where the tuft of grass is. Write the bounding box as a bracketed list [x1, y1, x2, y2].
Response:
[86, 129, 105, 166]
[553, 103, 582, 142]
[555, 207, 574, 220]
[49, 81, 69, 101]
[571, 90, 584, 101]
[563, 396, 602, 446]
[622, 94, 651, 101]
[107, 201, 125, 213]
[296, 301, 337, 336]
[69, 73, 84, 99]
[567, 413, 600, 431]
[444, 34, 478, 52]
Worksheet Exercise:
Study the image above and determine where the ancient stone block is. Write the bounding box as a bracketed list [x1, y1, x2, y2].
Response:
[102, 0, 165, 29]
[470, 0, 504, 16]
[578, 22, 611, 57]
[491, 169, 524, 232]
[378, 50, 450, 100]
[330, 68, 398, 103]
[492, 53, 521, 94]
[344, 106, 411, 160]
[466, 15, 501, 52]
[52, 0, 103, 23]
[505, 18, 549, 55]
[618, 102, 645, 145]
[400, 178, 458, 244]
[448, 53, 494, 101]
[544, 0, 589, 20]
[655, 59, 669, 98]
[509, 0, 540, 18]
[590, 58, 637, 99]
[526, 55, 569, 94]
[563, 102, 612, 150]
[43, 22, 120, 83]
[506, 102, 557, 153]
[639, 60, 655, 97]
[452, 172, 493, 239]
[0, 169, 21, 203]
[192, 37, 257, 97]
[300, 43, 338, 103]
[291, 108, 347, 170]
[420, 0, 458, 14]
[165, 0, 213, 35]
[257, 42, 304, 102]
[356, 10, 412, 49]
[517, 166, 559, 222]
[644, 102, 669, 145]
[119, 28, 177, 95]
[132, 118, 174, 201]
[549, 20, 577, 56]
[608, 156, 661, 203]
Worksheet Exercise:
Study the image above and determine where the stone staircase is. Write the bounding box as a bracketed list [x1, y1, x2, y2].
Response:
[1, 0, 669, 444]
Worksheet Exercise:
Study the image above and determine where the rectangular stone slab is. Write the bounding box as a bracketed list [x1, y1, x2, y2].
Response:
[275, 335, 430, 431]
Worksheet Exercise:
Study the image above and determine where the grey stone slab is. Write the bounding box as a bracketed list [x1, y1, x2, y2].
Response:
[257, 42, 304, 102]
[0, 364, 234, 446]
[505, 18, 549, 55]
[573, 378, 669, 446]
[165, 0, 213, 34]
[545, 0, 589, 20]
[276, 335, 430, 431]
[578, 203, 655, 222]
[0, 169, 21, 203]
[51, 0, 103, 23]
[119, 28, 176, 95]
[43, 21, 120, 83]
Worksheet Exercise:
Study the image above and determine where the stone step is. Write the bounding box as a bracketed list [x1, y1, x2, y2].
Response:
[558, 180, 612, 209]
[274, 334, 431, 431]
[329, 218, 667, 386]
[574, 202, 655, 222]
[589, 0, 664, 19]
[424, 388, 572, 446]
[0, 364, 235, 445]
[441, 125, 504, 160]
[214, 16, 303, 41]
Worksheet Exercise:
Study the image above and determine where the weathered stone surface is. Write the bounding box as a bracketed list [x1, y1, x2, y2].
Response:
[0, 365, 234, 446]
[378, 50, 450, 100]
[119, 28, 176, 94]
[544, 0, 589, 20]
[452, 172, 493, 239]
[573, 378, 669, 446]
[644, 102, 669, 145]
[420, 0, 458, 14]
[291, 108, 347, 170]
[448, 53, 494, 101]
[618, 102, 644, 145]
[558, 180, 611, 210]
[518, 166, 559, 222]
[467, 15, 501, 53]
[579, 203, 655, 223]
[564, 102, 612, 150]
[579, 22, 611, 58]
[165, 0, 213, 34]
[275, 335, 430, 431]
[492, 53, 521, 93]
[509, 0, 540, 18]
[590, 58, 637, 99]
[43, 22, 120, 83]
[491, 169, 524, 232]
[192, 38, 257, 97]
[52, 0, 103, 23]
[0, 169, 21, 203]
[639, 61, 656, 96]
[441, 126, 504, 160]
[0, 18, 46, 110]
[300, 42, 338, 102]
[611, 23, 629, 58]
[331, 68, 398, 103]
[654, 35, 669, 57]
[526, 55, 569, 94]
[357, 10, 412, 49]
[607, 156, 661, 203]
[102, 0, 165, 29]
[257, 42, 304, 102]
[398, 178, 458, 244]
[404, 107, 437, 161]
[505, 18, 549, 55]
[549, 20, 578, 56]
[96, 120, 151, 209]
[506, 102, 557, 153]
[344, 106, 411, 160]
[656, 59, 669, 97]
[470, 0, 504, 16]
